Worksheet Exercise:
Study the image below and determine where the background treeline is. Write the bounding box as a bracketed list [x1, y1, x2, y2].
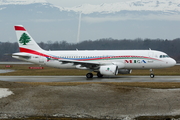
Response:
[2, 38, 180, 62]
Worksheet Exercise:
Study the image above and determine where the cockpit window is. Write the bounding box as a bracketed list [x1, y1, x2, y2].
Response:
[160, 55, 169, 58]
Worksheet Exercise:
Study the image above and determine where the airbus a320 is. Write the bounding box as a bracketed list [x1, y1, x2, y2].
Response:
[12, 25, 176, 78]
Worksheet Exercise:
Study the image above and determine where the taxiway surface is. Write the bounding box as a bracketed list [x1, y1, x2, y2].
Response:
[0, 76, 180, 82]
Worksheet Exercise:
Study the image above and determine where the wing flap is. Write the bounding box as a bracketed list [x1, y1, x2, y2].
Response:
[59, 59, 100, 69]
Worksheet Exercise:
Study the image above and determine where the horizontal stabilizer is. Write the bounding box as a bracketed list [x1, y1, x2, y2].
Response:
[12, 52, 31, 59]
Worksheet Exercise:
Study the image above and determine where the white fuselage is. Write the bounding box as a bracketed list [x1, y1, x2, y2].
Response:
[13, 49, 176, 70]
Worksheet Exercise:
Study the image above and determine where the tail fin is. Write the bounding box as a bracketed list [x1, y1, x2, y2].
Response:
[14, 25, 43, 52]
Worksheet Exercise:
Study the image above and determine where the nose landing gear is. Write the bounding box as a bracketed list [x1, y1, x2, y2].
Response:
[150, 69, 155, 78]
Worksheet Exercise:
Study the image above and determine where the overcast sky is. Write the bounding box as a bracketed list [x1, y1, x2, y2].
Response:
[47, 0, 127, 7]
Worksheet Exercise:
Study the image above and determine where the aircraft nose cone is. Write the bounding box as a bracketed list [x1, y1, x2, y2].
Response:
[169, 58, 176, 66]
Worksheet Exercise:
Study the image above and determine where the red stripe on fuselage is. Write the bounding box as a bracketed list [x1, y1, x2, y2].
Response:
[19, 47, 162, 62]
[14, 26, 26, 31]
[19, 47, 58, 59]
[20, 47, 48, 57]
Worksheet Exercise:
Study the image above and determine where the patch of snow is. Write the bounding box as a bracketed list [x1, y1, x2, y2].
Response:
[61, 0, 180, 14]
[0, 88, 13, 99]
[0, 0, 47, 5]
[0, 69, 14, 73]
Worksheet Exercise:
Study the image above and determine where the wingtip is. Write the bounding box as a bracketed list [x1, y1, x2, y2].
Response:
[14, 25, 26, 31]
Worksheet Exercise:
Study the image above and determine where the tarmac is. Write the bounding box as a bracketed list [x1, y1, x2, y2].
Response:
[0, 75, 180, 82]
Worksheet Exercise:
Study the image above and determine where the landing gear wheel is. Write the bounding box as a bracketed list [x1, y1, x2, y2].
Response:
[149, 69, 155, 78]
[86, 73, 93, 78]
[97, 72, 103, 78]
[150, 73, 155, 78]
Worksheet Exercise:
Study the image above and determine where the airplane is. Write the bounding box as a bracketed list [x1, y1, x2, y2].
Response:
[12, 25, 176, 78]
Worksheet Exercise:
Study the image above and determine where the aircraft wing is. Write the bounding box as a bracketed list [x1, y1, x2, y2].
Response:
[59, 59, 104, 69]
[58, 59, 125, 70]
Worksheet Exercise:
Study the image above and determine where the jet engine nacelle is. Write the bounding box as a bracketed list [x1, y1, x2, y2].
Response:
[99, 65, 118, 76]
[118, 69, 132, 74]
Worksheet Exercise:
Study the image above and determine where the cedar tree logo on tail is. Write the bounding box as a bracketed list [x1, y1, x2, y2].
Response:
[19, 33, 31, 45]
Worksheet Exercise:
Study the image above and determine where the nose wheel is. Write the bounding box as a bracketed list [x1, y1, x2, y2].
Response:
[150, 69, 155, 78]
[150, 73, 155, 78]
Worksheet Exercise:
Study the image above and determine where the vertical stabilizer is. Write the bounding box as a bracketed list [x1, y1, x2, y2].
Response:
[14, 25, 43, 52]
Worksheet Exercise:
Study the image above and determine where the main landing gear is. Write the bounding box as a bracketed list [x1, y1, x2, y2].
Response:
[86, 73, 93, 78]
[150, 69, 155, 78]
[97, 72, 103, 78]
[86, 72, 103, 78]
